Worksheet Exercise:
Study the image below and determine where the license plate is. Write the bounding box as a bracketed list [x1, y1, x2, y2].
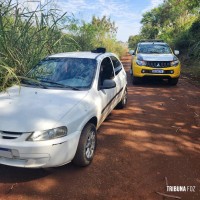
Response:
[0, 147, 12, 158]
[152, 69, 164, 74]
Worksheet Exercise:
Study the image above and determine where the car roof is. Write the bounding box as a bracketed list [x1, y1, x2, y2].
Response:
[48, 52, 114, 60]
[138, 42, 168, 45]
[139, 42, 167, 44]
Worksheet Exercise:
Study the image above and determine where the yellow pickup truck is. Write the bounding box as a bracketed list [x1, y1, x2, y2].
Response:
[129, 40, 181, 85]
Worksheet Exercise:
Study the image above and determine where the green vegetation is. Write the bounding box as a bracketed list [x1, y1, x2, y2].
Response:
[128, 0, 200, 83]
[0, 1, 126, 91]
[68, 16, 126, 56]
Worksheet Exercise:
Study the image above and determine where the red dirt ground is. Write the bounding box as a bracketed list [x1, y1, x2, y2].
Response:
[0, 54, 199, 200]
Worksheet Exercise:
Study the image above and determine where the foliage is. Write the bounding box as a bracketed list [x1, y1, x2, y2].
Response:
[0, 1, 126, 90]
[68, 15, 126, 57]
[101, 37, 126, 57]
[128, 35, 141, 49]
[91, 15, 117, 39]
[0, 0, 76, 90]
[129, 0, 200, 60]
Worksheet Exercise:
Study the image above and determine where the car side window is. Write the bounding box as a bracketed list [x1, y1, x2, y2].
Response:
[99, 57, 115, 86]
[110, 56, 122, 75]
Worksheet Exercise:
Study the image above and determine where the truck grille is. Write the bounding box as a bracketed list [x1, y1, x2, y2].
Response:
[146, 61, 171, 68]
[0, 131, 23, 139]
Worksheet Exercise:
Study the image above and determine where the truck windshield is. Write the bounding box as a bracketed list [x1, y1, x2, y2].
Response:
[137, 44, 171, 54]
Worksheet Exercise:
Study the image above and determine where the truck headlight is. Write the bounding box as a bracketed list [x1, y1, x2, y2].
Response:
[136, 59, 147, 66]
[170, 60, 179, 66]
[27, 126, 68, 141]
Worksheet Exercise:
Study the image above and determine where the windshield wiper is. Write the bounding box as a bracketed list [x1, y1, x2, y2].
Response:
[39, 79, 80, 90]
[21, 78, 47, 89]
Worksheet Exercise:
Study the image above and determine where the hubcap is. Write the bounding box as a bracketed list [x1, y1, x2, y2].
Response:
[123, 90, 127, 105]
[85, 131, 96, 159]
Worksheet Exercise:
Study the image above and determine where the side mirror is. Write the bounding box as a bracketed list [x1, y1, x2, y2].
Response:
[129, 50, 135, 55]
[100, 79, 116, 90]
[174, 50, 179, 55]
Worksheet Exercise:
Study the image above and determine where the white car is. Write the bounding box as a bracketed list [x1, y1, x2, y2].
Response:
[0, 48, 127, 168]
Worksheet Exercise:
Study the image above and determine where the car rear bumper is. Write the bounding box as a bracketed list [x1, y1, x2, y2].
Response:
[0, 131, 81, 168]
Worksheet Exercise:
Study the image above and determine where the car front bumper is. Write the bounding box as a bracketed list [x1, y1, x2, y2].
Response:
[0, 131, 81, 168]
[132, 64, 181, 78]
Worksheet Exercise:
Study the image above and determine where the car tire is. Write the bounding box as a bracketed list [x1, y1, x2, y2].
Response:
[72, 123, 97, 167]
[116, 87, 127, 109]
[169, 78, 179, 86]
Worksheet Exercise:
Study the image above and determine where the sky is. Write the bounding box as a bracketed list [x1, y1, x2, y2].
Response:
[17, 0, 164, 42]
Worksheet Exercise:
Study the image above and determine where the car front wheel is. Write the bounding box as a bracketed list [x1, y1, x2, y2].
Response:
[73, 123, 97, 167]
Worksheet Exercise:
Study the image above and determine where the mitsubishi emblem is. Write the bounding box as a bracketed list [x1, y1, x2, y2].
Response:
[157, 63, 160, 67]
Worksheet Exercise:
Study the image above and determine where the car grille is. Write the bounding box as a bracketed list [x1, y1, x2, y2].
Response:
[146, 61, 171, 68]
[0, 131, 23, 139]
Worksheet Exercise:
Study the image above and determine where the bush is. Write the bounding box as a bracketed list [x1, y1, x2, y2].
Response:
[0, 1, 75, 90]
[0, 2, 126, 90]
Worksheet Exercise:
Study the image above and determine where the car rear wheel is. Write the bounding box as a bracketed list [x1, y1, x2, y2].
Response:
[116, 87, 127, 109]
[168, 77, 179, 86]
[73, 123, 97, 167]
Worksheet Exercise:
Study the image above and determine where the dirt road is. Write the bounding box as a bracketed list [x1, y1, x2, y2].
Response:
[0, 55, 199, 200]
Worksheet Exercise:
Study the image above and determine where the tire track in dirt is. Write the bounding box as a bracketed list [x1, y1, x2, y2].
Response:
[0, 53, 199, 200]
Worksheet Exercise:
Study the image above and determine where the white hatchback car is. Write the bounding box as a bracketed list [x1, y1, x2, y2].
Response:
[0, 48, 127, 168]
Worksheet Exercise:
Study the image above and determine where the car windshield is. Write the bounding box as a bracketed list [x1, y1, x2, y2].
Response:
[137, 44, 171, 54]
[23, 57, 97, 89]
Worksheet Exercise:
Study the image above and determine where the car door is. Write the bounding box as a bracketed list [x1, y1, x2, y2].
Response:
[110, 56, 126, 106]
[97, 57, 117, 125]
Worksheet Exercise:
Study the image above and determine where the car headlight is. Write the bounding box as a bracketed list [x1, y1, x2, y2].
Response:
[170, 60, 179, 66]
[136, 59, 147, 66]
[27, 126, 68, 141]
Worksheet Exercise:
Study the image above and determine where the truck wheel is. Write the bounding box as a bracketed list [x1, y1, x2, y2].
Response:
[73, 123, 97, 167]
[132, 75, 141, 85]
[169, 78, 179, 86]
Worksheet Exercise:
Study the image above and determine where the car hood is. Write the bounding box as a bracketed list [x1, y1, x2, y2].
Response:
[0, 85, 88, 132]
[138, 53, 175, 61]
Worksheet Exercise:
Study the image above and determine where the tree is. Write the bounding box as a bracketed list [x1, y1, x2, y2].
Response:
[68, 15, 125, 55]
[92, 15, 117, 39]
[128, 0, 200, 59]
[128, 35, 141, 49]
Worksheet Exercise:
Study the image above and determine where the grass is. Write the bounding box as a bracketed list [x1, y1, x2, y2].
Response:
[0, 1, 76, 90]
[0, 1, 128, 91]
[180, 57, 200, 86]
